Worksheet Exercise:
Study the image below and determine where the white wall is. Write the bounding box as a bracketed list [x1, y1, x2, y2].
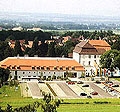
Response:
[73, 52, 80, 63]
[10, 70, 82, 81]
[73, 52, 101, 76]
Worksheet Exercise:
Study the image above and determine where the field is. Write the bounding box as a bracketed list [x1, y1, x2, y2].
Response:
[0, 85, 120, 112]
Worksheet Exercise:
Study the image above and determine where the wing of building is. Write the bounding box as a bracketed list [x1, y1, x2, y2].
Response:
[73, 40, 111, 76]
[0, 57, 84, 81]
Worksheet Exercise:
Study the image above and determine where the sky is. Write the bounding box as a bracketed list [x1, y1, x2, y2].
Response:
[0, 0, 120, 16]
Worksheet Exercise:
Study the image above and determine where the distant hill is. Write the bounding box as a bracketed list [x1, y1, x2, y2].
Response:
[0, 12, 120, 24]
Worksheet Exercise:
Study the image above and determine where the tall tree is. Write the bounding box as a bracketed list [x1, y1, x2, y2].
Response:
[0, 67, 10, 86]
[14, 40, 23, 56]
[47, 42, 56, 57]
[39, 42, 48, 57]
[100, 50, 120, 70]
[28, 37, 39, 56]
[112, 38, 120, 50]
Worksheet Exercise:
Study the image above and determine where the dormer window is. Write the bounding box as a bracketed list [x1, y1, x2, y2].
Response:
[41, 67, 44, 70]
[72, 67, 75, 70]
[60, 67, 63, 70]
[54, 67, 57, 70]
[32, 66, 35, 69]
[7, 66, 10, 69]
[17, 66, 20, 69]
[46, 67, 50, 70]
[12, 66, 15, 69]
[66, 67, 69, 70]
[37, 67, 40, 70]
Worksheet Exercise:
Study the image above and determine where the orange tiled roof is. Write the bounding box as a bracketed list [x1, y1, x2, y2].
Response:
[89, 40, 110, 47]
[0, 57, 84, 71]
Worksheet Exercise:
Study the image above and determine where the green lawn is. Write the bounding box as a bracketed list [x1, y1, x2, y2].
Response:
[1, 85, 120, 112]
[57, 99, 120, 112]
[0, 85, 39, 109]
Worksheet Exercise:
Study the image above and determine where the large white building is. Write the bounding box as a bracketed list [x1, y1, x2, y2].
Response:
[73, 40, 111, 76]
[0, 57, 84, 81]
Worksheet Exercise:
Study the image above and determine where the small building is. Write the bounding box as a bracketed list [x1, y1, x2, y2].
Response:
[0, 57, 84, 82]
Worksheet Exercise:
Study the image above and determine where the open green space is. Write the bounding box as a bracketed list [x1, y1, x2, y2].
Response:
[0, 85, 120, 112]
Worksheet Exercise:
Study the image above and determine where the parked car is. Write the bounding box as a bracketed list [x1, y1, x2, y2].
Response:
[112, 84, 119, 87]
[77, 81, 84, 84]
[90, 91, 98, 95]
[82, 84, 89, 87]
[95, 80, 101, 84]
[105, 81, 113, 84]
[80, 93, 87, 96]
[67, 81, 75, 85]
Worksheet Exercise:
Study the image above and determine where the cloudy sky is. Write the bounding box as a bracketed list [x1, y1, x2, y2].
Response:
[0, 0, 120, 16]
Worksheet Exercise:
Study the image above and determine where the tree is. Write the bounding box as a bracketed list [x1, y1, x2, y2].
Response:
[114, 54, 120, 69]
[14, 40, 23, 56]
[47, 42, 56, 57]
[28, 37, 39, 56]
[100, 50, 120, 70]
[39, 42, 48, 56]
[55, 45, 64, 57]
[112, 38, 120, 50]
[41, 93, 61, 112]
[0, 67, 10, 86]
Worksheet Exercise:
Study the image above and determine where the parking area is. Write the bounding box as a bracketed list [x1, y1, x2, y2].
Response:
[20, 80, 120, 99]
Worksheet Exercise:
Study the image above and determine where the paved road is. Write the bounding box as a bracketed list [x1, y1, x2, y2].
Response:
[28, 82, 43, 99]
[57, 82, 79, 98]
[87, 82, 113, 98]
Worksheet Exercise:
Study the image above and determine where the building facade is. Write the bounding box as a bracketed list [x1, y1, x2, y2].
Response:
[73, 40, 111, 76]
[0, 57, 84, 81]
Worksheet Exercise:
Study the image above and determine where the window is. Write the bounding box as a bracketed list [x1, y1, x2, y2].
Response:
[19, 76, 21, 78]
[89, 55, 91, 58]
[66, 67, 69, 70]
[60, 67, 63, 70]
[32, 66, 35, 69]
[94, 55, 96, 58]
[88, 61, 91, 65]
[17, 66, 20, 69]
[47, 67, 50, 70]
[37, 67, 40, 69]
[12, 66, 15, 69]
[41, 67, 44, 70]
[23, 72, 25, 74]
[7, 66, 10, 69]
[72, 67, 75, 70]
[54, 67, 57, 70]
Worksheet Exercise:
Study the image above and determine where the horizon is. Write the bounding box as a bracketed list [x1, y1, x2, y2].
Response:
[0, 0, 120, 17]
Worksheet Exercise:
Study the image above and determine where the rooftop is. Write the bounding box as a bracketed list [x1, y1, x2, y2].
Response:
[0, 57, 84, 71]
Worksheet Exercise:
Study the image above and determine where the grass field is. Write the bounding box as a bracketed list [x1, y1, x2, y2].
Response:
[1, 85, 120, 112]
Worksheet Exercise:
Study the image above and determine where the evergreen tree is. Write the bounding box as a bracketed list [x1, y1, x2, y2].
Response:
[47, 42, 56, 57]
[28, 37, 39, 56]
[14, 40, 23, 56]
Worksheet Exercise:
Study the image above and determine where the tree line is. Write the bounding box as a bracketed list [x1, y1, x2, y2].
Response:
[0, 30, 51, 41]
